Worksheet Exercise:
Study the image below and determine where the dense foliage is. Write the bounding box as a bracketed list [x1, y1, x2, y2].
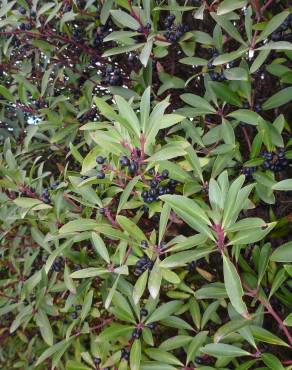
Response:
[0, 0, 292, 369]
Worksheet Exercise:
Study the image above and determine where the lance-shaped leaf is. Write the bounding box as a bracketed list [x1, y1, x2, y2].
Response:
[116, 215, 147, 242]
[160, 195, 214, 240]
[223, 255, 250, 319]
[146, 301, 183, 324]
[91, 232, 110, 264]
[201, 343, 251, 357]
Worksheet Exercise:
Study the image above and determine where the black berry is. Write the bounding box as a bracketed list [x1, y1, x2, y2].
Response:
[96, 171, 105, 179]
[96, 156, 105, 164]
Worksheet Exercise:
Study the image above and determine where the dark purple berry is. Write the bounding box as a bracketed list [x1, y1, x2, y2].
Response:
[161, 169, 169, 178]
[120, 156, 130, 167]
[71, 311, 78, 319]
[96, 156, 105, 164]
[93, 357, 101, 365]
[18, 6, 26, 14]
[140, 308, 148, 316]
[96, 171, 105, 179]
[147, 322, 156, 330]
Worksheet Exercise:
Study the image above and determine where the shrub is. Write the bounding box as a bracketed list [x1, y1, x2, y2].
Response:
[0, 1, 292, 369]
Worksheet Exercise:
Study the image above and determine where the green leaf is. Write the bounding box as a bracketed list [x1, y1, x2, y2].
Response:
[35, 309, 54, 346]
[223, 255, 249, 319]
[270, 241, 292, 262]
[115, 95, 141, 137]
[160, 195, 214, 240]
[257, 11, 289, 43]
[133, 269, 149, 304]
[272, 179, 292, 191]
[202, 343, 251, 357]
[262, 87, 292, 110]
[91, 232, 110, 264]
[228, 109, 260, 125]
[148, 260, 162, 299]
[66, 360, 91, 370]
[146, 301, 182, 324]
[59, 219, 98, 234]
[130, 339, 141, 370]
[217, 0, 247, 15]
[209, 82, 242, 107]
[116, 215, 147, 242]
[186, 331, 208, 364]
[13, 198, 49, 210]
[228, 222, 276, 245]
[185, 146, 204, 182]
[140, 86, 151, 132]
[214, 318, 251, 343]
[159, 246, 214, 268]
[70, 268, 108, 279]
[110, 9, 140, 30]
[140, 40, 153, 67]
[145, 349, 183, 366]
[250, 49, 270, 74]
[117, 176, 140, 214]
[100, 0, 114, 24]
[283, 313, 292, 326]
[262, 353, 285, 370]
[64, 264, 76, 294]
[102, 43, 144, 57]
[211, 13, 246, 45]
[180, 93, 216, 113]
[160, 336, 192, 351]
[0, 84, 15, 101]
[35, 339, 73, 366]
[99, 324, 133, 341]
[159, 203, 171, 244]
[81, 147, 100, 174]
[250, 325, 289, 347]
[179, 57, 208, 66]
[223, 67, 248, 81]
[258, 243, 271, 285]
[146, 143, 187, 162]
[81, 290, 93, 322]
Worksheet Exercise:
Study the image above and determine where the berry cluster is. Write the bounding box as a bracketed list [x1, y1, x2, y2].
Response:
[103, 65, 123, 86]
[270, 15, 292, 41]
[209, 71, 226, 82]
[241, 166, 257, 179]
[41, 188, 51, 204]
[119, 155, 139, 176]
[141, 169, 178, 204]
[134, 256, 154, 276]
[71, 304, 82, 320]
[165, 15, 189, 42]
[262, 149, 289, 172]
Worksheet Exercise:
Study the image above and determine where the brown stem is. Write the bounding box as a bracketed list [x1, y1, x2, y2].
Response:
[245, 285, 292, 347]
[241, 126, 252, 152]
[260, 0, 274, 14]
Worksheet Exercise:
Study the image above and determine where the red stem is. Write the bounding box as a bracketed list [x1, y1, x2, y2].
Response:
[241, 126, 252, 152]
[260, 0, 274, 14]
